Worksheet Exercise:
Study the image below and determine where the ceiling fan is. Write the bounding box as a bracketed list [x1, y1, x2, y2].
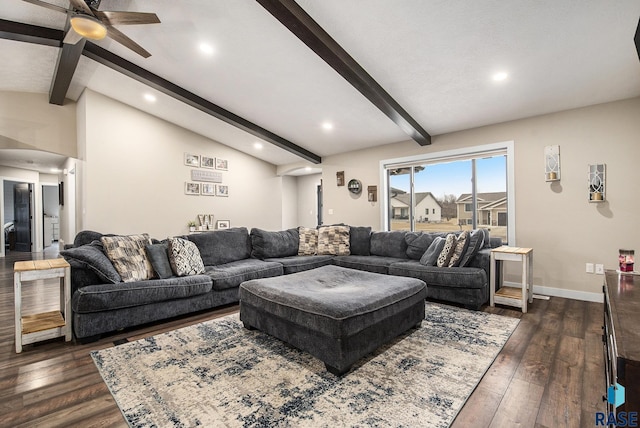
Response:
[22, 0, 160, 58]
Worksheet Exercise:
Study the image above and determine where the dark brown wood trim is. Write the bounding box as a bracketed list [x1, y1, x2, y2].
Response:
[82, 42, 321, 164]
[49, 39, 87, 106]
[635, 18, 639, 62]
[256, 0, 431, 146]
[0, 18, 62, 47]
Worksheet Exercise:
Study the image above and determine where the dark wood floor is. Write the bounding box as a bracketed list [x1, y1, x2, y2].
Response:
[0, 248, 605, 427]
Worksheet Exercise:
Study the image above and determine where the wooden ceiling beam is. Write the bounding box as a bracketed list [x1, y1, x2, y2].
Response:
[49, 38, 86, 105]
[82, 43, 321, 163]
[635, 18, 639, 62]
[256, 0, 431, 146]
[0, 18, 62, 47]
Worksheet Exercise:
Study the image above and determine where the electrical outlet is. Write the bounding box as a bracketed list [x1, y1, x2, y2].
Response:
[586, 263, 594, 273]
[595, 264, 605, 274]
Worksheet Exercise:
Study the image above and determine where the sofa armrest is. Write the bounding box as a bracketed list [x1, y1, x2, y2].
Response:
[468, 248, 501, 292]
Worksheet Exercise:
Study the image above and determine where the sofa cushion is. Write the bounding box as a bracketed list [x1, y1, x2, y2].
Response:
[61, 240, 121, 284]
[333, 255, 407, 275]
[459, 229, 485, 267]
[72, 275, 212, 313]
[101, 234, 154, 282]
[72, 230, 106, 248]
[265, 255, 334, 274]
[204, 259, 283, 290]
[250, 228, 299, 259]
[405, 232, 435, 260]
[146, 242, 173, 279]
[168, 238, 205, 276]
[298, 227, 318, 256]
[187, 227, 251, 266]
[317, 225, 350, 256]
[389, 261, 487, 289]
[370, 231, 408, 259]
[436, 234, 457, 268]
[419, 236, 446, 266]
[349, 226, 372, 256]
[449, 230, 470, 267]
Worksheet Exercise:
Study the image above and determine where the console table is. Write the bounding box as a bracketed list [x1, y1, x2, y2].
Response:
[603, 270, 640, 414]
[490, 246, 533, 313]
[14, 258, 71, 353]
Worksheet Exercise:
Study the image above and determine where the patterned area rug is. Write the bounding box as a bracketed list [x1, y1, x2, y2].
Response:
[92, 303, 519, 427]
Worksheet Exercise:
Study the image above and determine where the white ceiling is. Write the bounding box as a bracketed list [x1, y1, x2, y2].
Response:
[1, 0, 639, 174]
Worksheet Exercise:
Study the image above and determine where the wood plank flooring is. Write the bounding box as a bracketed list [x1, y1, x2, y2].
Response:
[0, 248, 605, 427]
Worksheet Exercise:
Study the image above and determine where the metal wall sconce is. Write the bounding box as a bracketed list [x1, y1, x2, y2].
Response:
[336, 171, 345, 186]
[368, 185, 377, 202]
[544, 145, 560, 181]
[588, 164, 606, 202]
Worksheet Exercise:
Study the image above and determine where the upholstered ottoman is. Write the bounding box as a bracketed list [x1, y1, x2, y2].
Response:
[239, 265, 427, 375]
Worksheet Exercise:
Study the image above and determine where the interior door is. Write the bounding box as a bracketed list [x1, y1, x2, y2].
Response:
[14, 183, 32, 252]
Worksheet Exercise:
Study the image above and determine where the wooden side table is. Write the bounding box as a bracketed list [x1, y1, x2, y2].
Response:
[490, 246, 534, 313]
[14, 258, 72, 353]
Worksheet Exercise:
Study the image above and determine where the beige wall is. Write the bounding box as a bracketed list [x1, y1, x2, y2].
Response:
[78, 90, 285, 237]
[0, 91, 77, 157]
[320, 97, 640, 299]
[296, 173, 322, 228]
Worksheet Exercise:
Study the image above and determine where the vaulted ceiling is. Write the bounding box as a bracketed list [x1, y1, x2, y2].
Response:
[1, 0, 639, 171]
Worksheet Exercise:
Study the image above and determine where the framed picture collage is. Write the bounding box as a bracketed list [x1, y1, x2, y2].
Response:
[184, 153, 229, 197]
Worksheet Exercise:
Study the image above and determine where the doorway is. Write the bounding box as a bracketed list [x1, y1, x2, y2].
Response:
[12, 182, 33, 252]
[317, 180, 323, 226]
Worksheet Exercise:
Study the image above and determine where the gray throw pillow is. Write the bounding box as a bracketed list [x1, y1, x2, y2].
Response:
[419, 237, 446, 266]
[405, 232, 435, 260]
[459, 229, 485, 267]
[349, 226, 372, 256]
[480, 228, 491, 249]
[60, 240, 121, 283]
[146, 243, 173, 279]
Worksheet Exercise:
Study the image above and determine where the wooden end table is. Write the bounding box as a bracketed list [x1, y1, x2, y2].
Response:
[14, 258, 72, 353]
[490, 246, 534, 313]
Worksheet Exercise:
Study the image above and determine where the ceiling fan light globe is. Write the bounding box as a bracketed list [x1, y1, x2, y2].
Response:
[70, 15, 107, 40]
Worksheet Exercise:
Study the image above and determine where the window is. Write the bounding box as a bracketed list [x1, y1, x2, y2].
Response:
[382, 142, 514, 244]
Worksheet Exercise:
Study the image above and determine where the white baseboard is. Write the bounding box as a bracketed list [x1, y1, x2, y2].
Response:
[503, 281, 603, 303]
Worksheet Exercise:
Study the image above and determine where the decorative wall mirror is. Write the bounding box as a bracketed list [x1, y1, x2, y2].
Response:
[347, 179, 362, 194]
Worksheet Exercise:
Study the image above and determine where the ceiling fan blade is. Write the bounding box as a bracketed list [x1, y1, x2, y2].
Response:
[63, 27, 83, 44]
[106, 26, 151, 58]
[68, 0, 95, 16]
[94, 11, 160, 26]
[21, 0, 70, 14]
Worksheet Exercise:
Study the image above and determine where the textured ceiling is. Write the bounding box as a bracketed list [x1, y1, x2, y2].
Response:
[1, 0, 639, 173]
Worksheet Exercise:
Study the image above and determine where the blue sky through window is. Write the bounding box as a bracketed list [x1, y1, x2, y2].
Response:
[390, 156, 506, 200]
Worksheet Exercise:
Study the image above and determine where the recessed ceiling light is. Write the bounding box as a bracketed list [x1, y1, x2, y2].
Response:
[492, 72, 508, 82]
[144, 93, 156, 102]
[199, 43, 215, 56]
[305, 167, 312, 171]
[322, 122, 334, 131]
[253, 142, 263, 150]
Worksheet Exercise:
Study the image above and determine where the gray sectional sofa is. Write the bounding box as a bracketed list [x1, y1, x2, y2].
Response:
[61, 226, 501, 341]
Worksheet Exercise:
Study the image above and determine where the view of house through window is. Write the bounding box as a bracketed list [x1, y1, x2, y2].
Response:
[387, 153, 508, 242]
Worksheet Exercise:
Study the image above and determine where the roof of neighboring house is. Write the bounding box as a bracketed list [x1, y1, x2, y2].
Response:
[393, 191, 442, 208]
[456, 192, 506, 203]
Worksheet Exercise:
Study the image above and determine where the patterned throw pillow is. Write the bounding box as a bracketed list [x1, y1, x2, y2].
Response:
[101, 234, 155, 282]
[436, 234, 457, 268]
[168, 237, 205, 277]
[448, 230, 470, 267]
[459, 229, 485, 267]
[317, 225, 350, 256]
[298, 227, 318, 256]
